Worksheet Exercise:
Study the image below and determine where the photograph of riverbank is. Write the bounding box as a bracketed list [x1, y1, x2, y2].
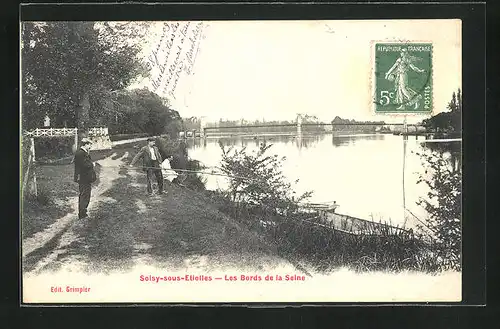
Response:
[21, 19, 462, 303]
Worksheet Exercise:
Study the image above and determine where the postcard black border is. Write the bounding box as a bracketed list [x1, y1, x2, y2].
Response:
[3, 0, 492, 326]
[16, 0, 488, 307]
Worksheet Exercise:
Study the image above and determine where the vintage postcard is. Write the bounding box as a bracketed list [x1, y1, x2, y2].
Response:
[20, 19, 462, 303]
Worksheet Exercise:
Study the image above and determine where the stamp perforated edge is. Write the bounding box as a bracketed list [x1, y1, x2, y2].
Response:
[369, 39, 434, 117]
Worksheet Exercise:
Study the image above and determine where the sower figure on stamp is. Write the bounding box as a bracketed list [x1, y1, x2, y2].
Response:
[385, 49, 426, 110]
[130, 137, 165, 195]
[73, 138, 97, 219]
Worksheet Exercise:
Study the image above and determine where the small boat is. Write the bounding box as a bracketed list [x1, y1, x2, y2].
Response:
[316, 210, 409, 236]
[298, 201, 409, 236]
[299, 201, 339, 213]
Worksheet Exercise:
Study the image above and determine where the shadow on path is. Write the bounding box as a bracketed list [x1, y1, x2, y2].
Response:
[25, 144, 289, 275]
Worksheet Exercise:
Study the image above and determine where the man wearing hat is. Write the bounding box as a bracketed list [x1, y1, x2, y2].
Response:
[74, 138, 97, 219]
[130, 137, 164, 195]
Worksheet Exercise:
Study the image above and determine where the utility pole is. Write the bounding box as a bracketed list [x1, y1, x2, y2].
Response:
[296, 113, 302, 136]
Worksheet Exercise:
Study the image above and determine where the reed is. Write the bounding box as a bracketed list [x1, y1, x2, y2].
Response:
[210, 191, 443, 273]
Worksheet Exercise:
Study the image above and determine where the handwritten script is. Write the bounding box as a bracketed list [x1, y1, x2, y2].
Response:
[146, 22, 204, 100]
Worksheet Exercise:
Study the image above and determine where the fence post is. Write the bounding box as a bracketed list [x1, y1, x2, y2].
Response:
[29, 137, 37, 197]
[30, 137, 36, 162]
[74, 129, 78, 150]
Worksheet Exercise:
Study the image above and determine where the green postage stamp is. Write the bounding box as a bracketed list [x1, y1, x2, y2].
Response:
[374, 43, 433, 113]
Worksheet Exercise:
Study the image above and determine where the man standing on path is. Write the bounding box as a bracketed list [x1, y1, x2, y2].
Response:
[74, 138, 96, 219]
[130, 138, 164, 195]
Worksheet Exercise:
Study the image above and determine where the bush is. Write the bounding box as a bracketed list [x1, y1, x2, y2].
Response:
[155, 135, 206, 191]
[218, 141, 312, 220]
[34, 136, 75, 161]
[416, 148, 462, 271]
[212, 142, 443, 273]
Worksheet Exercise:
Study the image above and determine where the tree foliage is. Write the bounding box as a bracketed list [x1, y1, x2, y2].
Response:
[108, 88, 182, 137]
[331, 116, 386, 132]
[154, 135, 206, 190]
[182, 117, 202, 131]
[416, 149, 461, 270]
[21, 22, 148, 132]
[414, 90, 463, 270]
[421, 89, 462, 133]
[219, 142, 312, 218]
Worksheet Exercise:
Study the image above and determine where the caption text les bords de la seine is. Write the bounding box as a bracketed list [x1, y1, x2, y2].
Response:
[47, 274, 306, 294]
[140, 274, 307, 283]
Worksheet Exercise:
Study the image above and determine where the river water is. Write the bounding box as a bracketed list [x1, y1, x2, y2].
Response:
[186, 133, 454, 228]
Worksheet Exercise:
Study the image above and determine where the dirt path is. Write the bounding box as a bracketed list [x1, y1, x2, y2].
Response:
[23, 152, 130, 272]
[23, 148, 298, 276]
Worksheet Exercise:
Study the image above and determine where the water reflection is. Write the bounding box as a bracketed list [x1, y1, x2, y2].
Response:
[185, 138, 207, 149]
[185, 133, 461, 227]
[420, 139, 462, 172]
[187, 134, 329, 150]
[332, 133, 386, 148]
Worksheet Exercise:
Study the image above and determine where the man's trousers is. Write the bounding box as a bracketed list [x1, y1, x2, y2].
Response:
[78, 182, 92, 218]
[146, 160, 164, 193]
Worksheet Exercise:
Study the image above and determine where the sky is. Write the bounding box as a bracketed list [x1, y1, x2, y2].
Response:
[134, 19, 462, 124]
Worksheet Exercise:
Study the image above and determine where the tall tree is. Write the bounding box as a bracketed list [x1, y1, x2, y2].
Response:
[107, 88, 182, 137]
[447, 92, 458, 112]
[21, 22, 148, 139]
[451, 88, 462, 133]
[421, 89, 462, 133]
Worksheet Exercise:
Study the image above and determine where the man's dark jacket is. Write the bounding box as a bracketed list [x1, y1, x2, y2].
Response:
[74, 148, 96, 183]
[130, 145, 163, 171]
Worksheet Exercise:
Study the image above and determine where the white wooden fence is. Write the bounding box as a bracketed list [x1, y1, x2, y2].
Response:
[24, 127, 78, 138]
[23, 127, 112, 151]
[88, 127, 109, 136]
[23, 127, 110, 138]
[21, 127, 111, 198]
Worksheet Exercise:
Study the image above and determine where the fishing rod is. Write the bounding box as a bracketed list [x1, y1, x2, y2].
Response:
[33, 159, 268, 184]
[404, 208, 438, 241]
[99, 164, 264, 183]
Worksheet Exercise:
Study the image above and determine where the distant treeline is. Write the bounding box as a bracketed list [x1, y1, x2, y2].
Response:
[331, 116, 386, 132]
[206, 119, 296, 129]
[420, 89, 461, 135]
[182, 116, 387, 134]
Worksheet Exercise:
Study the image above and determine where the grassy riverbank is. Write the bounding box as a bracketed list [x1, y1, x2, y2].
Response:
[22, 139, 450, 275]
[206, 192, 442, 273]
[22, 142, 291, 274]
